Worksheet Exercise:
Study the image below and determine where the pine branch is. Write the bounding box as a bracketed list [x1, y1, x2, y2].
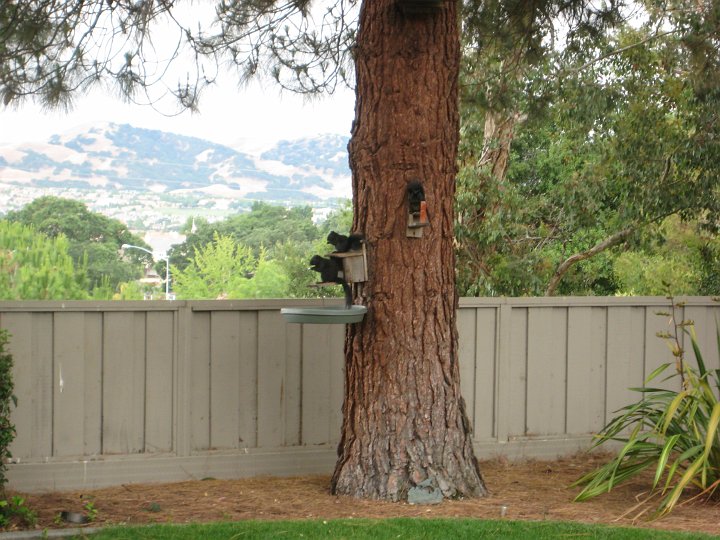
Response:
[563, 29, 678, 76]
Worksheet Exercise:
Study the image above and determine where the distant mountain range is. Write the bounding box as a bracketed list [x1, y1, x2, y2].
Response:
[0, 123, 351, 204]
[0, 123, 352, 247]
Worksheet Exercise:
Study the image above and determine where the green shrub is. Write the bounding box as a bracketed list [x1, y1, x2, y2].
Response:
[573, 298, 720, 518]
[0, 330, 34, 528]
[0, 496, 36, 528]
[0, 330, 16, 497]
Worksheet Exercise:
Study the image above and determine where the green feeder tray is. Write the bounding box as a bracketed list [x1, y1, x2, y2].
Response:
[281, 305, 367, 324]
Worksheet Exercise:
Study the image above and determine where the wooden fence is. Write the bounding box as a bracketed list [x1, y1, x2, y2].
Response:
[0, 297, 717, 492]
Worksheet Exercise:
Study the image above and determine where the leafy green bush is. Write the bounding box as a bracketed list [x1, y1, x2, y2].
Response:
[574, 299, 720, 518]
[0, 220, 89, 300]
[0, 331, 34, 528]
[0, 330, 16, 496]
[0, 496, 36, 529]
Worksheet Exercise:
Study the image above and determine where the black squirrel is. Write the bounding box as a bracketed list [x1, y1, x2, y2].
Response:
[309, 255, 344, 283]
[327, 231, 364, 252]
[407, 180, 425, 214]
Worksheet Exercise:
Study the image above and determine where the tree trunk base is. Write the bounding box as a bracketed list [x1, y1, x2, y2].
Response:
[334, 0, 488, 502]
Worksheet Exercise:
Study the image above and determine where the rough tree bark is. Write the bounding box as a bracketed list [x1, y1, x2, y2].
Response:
[480, 110, 521, 181]
[331, 0, 487, 501]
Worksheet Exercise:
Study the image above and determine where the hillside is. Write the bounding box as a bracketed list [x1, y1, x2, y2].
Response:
[0, 123, 351, 231]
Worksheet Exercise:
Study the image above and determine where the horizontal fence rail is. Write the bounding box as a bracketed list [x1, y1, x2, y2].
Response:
[0, 297, 717, 492]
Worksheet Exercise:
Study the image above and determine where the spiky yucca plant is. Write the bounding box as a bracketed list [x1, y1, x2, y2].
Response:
[574, 299, 720, 518]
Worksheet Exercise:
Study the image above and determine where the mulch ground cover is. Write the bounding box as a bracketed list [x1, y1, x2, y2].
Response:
[8, 453, 720, 535]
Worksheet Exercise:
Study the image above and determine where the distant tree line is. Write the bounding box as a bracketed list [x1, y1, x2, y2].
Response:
[0, 194, 716, 301]
[1, 196, 149, 299]
[168, 201, 352, 300]
[0, 197, 353, 300]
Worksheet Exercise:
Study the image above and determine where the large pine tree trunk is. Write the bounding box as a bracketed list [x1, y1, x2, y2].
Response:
[331, 0, 487, 501]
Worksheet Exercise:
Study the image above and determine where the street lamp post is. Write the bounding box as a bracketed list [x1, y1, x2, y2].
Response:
[121, 244, 170, 300]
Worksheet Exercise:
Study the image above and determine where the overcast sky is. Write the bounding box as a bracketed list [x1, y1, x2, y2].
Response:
[0, 78, 356, 151]
[0, 0, 357, 151]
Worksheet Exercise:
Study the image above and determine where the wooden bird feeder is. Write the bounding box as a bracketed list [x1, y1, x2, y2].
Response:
[281, 239, 368, 325]
[329, 242, 368, 283]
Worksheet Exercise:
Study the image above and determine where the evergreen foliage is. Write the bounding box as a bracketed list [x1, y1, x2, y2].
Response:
[171, 233, 290, 299]
[170, 202, 350, 299]
[5, 197, 147, 293]
[171, 202, 321, 271]
[0, 199, 353, 300]
[0, 220, 88, 300]
[0, 0, 356, 110]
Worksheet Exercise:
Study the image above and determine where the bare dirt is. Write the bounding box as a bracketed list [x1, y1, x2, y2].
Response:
[9, 453, 720, 535]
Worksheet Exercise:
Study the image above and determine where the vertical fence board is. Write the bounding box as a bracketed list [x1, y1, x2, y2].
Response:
[102, 312, 146, 454]
[474, 308, 497, 439]
[644, 306, 676, 390]
[302, 325, 334, 445]
[52, 313, 86, 457]
[284, 323, 302, 447]
[526, 307, 567, 435]
[237, 312, 258, 449]
[494, 304, 512, 442]
[209, 311, 241, 450]
[5, 313, 52, 459]
[566, 307, 607, 434]
[257, 311, 286, 448]
[329, 325, 345, 444]
[606, 307, 645, 420]
[190, 311, 211, 452]
[83, 313, 102, 456]
[145, 311, 174, 453]
[685, 305, 720, 373]
[507, 308, 528, 437]
[457, 309, 476, 432]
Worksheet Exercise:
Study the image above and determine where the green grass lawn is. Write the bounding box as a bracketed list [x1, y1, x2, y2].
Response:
[74, 518, 718, 539]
